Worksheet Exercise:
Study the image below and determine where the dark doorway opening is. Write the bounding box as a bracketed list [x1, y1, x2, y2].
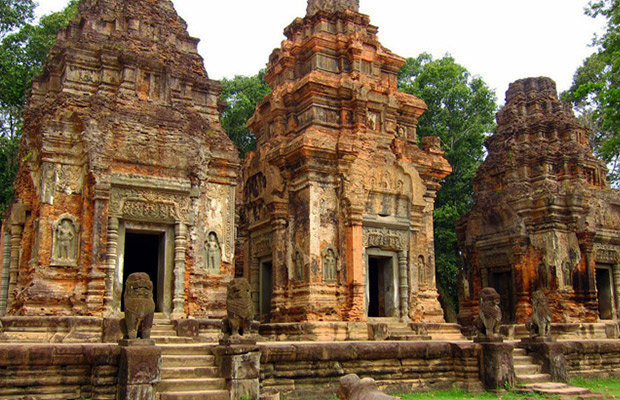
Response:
[123, 232, 162, 312]
[368, 256, 394, 317]
[490, 270, 515, 324]
[596, 266, 614, 320]
[260, 261, 273, 323]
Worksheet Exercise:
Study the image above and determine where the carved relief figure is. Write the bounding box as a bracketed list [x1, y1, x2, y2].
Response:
[475, 287, 502, 338]
[204, 231, 221, 273]
[41, 164, 56, 204]
[223, 278, 254, 338]
[418, 255, 426, 287]
[51, 215, 79, 266]
[323, 247, 338, 282]
[123, 272, 155, 339]
[294, 250, 304, 282]
[537, 262, 549, 290]
[562, 261, 573, 288]
[526, 290, 552, 338]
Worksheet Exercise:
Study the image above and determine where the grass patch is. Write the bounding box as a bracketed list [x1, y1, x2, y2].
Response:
[398, 389, 557, 399]
[569, 377, 620, 396]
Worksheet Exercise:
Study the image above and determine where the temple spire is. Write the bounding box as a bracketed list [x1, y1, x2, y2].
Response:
[306, 0, 360, 16]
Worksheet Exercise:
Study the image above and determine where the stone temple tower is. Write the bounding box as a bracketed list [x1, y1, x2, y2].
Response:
[457, 77, 620, 327]
[241, 0, 451, 326]
[0, 0, 239, 319]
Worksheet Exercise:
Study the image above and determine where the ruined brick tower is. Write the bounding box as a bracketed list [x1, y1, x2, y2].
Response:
[457, 77, 620, 326]
[242, 0, 451, 324]
[0, 0, 239, 318]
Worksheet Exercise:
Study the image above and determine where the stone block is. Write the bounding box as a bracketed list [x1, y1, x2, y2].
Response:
[175, 318, 199, 337]
[479, 342, 515, 390]
[117, 345, 161, 385]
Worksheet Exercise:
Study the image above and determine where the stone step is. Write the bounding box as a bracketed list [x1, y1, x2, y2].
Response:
[512, 347, 527, 356]
[516, 373, 552, 384]
[513, 355, 539, 364]
[153, 336, 205, 344]
[162, 355, 216, 368]
[521, 382, 593, 396]
[155, 378, 226, 392]
[158, 390, 229, 400]
[158, 344, 214, 356]
[514, 363, 542, 376]
[161, 366, 219, 379]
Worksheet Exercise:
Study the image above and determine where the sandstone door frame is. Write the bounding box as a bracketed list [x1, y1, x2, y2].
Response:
[258, 257, 273, 323]
[116, 221, 175, 315]
[595, 263, 617, 320]
[364, 248, 399, 318]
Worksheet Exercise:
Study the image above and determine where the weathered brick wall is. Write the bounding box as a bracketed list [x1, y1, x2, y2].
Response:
[259, 342, 482, 399]
[0, 344, 119, 399]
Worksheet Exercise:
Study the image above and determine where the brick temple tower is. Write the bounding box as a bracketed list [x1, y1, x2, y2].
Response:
[241, 0, 451, 326]
[0, 0, 239, 319]
[457, 77, 620, 327]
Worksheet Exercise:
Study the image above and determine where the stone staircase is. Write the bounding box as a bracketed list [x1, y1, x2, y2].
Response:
[155, 343, 228, 400]
[513, 347, 601, 399]
[513, 347, 550, 385]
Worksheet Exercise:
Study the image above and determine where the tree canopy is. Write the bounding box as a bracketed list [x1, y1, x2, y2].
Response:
[0, 0, 78, 215]
[564, 0, 620, 185]
[220, 71, 271, 158]
[398, 53, 498, 318]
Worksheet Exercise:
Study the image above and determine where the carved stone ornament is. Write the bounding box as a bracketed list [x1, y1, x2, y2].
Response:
[51, 214, 80, 267]
[323, 246, 339, 282]
[110, 185, 191, 224]
[474, 287, 502, 339]
[252, 234, 273, 257]
[418, 255, 427, 286]
[204, 229, 221, 273]
[337, 374, 399, 400]
[123, 272, 155, 339]
[307, 0, 360, 16]
[222, 278, 254, 338]
[362, 228, 407, 251]
[526, 290, 552, 338]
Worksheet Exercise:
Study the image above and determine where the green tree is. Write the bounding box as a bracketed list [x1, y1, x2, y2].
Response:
[0, 0, 78, 215]
[564, 0, 620, 185]
[0, 0, 35, 36]
[398, 53, 498, 318]
[220, 70, 271, 158]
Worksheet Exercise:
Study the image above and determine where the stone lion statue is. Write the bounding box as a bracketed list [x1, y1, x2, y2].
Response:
[337, 374, 400, 400]
[475, 287, 502, 337]
[223, 278, 254, 337]
[123, 272, 155, 339]
[526, 290, 552, 338]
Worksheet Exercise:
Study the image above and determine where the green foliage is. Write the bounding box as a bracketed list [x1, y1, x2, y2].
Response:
[398, 53, 498, 314]
[569, 377, 620, 396]
[0, 0, 35, 36]
[220, 70, 271, 158]
[0, 0, 78, 215]
[564, 0, 620, 185]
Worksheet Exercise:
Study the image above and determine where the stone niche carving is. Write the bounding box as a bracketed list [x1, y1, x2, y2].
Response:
[51, 214, 80, 267]
[204, 229, 222, 273]
[322, 246, 339, 282]
[293, 250, 305, 282]
[418, 255, 427, 287]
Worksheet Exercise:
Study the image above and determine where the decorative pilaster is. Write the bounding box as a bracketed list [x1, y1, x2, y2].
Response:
[103, 217, 119, 317]
[250, 257, 260, 316]
[172, 222, 187, 318]
[7, 224, 23, 310]
[614, 262, 620, 319]
[0, 230, 11, 315]
[398, 250, 409, 320]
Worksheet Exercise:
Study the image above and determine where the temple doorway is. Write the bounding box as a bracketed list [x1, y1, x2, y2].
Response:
[259, 259, 273, 323]
[489, 269, 515, 323]
[366, 251, 397, 317]
[122, 231, 165, 312]
[596, 265, 615, 320]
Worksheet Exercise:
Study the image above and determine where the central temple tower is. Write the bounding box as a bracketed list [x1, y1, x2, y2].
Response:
[241, 0, 451, 324]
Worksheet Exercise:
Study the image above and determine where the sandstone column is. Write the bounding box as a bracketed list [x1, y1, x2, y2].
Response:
[172, 222, 187, 318]
[104, 216, 119, 317]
